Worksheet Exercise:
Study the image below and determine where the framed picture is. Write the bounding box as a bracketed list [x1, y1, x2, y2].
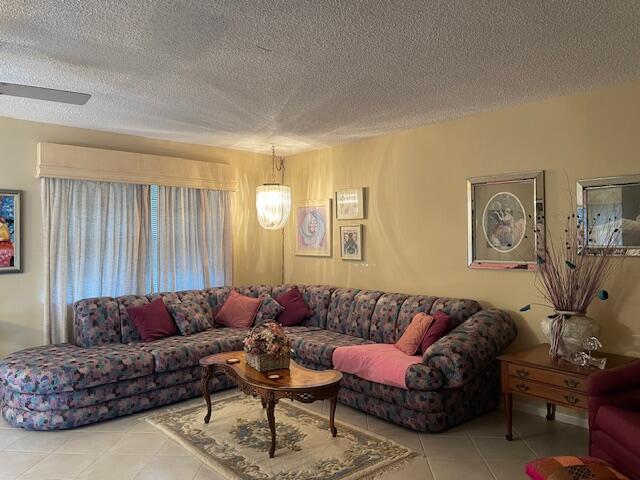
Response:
[336, 188, 364, 220]
[467, 171, 544, 270]
[0, 190, 22, 274]
[295, 200, 332, 256]
[340, 225, 363, 260]
[577, 174, 640, 256]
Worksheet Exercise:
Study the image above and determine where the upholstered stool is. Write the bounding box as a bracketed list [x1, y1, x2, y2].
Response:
[525, 456, 629, 480]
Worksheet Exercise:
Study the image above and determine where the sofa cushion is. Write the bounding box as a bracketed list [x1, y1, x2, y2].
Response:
[429, 297, 481, 328]
[420, 310, 454, 353]
[594, 406, 640, 457]
[395, 295, 439, 343]
[116, 295, 149, 344]
[343, 290, 384, 339]
[275, 287, 311, 326]
[0, 344, 155, 394]
[167, 301, 213, 335]
[73, 297, 122, 347]
[215, 290, 261, 328]
[369, 293, 409, 343]
[137, 328, 248, 372]
[291, 329, 373, 368]
[127, 298, 178, 342]
[333, 344, 422, 389]
[395, 313, 433, 355]
[254, 294, 285, 325]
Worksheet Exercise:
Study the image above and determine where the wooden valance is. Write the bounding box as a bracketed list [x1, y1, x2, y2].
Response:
[36, 143, 238, 191]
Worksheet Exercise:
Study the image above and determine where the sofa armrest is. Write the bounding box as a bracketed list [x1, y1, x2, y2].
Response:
[422, 309, 517, 388]
[588, 360, 640, 397]
[405, 363, 444, 391]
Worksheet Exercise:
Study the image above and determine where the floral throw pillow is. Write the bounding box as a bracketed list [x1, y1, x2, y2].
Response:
[254, 294, 285, 326]
[166, 301, 213, 336]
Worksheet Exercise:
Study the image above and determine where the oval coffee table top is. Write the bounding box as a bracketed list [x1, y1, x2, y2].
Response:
[200, 351, 342, 391]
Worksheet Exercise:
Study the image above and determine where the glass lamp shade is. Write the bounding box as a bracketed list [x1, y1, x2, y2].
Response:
[256, 184, 291, 229]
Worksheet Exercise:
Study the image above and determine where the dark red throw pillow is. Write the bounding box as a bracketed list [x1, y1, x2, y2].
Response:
[127, 298, 178, 342]
[420, 310, 454, 354]
[275, 287, 311, 326]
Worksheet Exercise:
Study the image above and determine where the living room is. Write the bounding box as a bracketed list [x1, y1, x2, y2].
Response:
[1, 2, 639, 480]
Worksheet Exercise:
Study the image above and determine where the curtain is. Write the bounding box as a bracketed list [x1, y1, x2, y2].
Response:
[155, 186, 232, 291]
[42, 178, 150, 344]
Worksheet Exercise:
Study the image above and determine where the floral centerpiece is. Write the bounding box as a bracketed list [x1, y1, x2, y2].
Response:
[243, 321, 292, 372]
[521, 210, 619, 359]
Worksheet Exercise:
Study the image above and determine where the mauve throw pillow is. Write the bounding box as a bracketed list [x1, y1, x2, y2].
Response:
[254, 294, 285, 325]
[127, 298, 178, 342]
[395, 313, 434, 355]
[214, 290, 262, 328]
[420, 310, 454, 353]
[275, 287, 311, 326]
[167, 301, 213, 336]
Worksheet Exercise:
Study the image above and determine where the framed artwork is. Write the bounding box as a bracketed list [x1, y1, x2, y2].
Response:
[0, 190, 22, 274]
[467, 171, 544, 270]
[340, 225, 363, 260]
[336, 188, 364, 220]
[577, 174, 640, 256]
[295, 200, 332, 256]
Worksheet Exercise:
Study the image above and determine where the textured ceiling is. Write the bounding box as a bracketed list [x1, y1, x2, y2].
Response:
[2, 1, 640, 155]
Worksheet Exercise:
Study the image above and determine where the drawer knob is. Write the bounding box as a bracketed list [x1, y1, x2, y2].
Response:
[564, 395, 580, 405]
[564, 379, 580, 388]
[516, 383, 530, 392]
[516, 369, 530, 378]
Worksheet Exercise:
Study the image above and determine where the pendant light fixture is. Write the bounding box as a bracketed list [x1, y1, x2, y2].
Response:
[256, 146, 291, 230]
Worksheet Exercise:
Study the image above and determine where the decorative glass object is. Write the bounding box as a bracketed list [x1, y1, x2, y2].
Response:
[256, 184, 291, 229]
[569, 336, 607, 369]
[256, 146, 291, 230]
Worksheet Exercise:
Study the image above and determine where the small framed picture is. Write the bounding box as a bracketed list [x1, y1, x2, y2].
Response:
[0, 190, 22, 274]
[336, 188, 364, 220]
[295, 200, 332, 257]
[340, 225, 363, 260]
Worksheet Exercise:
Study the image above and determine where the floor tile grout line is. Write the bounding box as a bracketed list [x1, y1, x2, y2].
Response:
[469, 436, 500, 480]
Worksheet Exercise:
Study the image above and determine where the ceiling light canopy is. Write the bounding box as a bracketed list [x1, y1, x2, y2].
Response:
[256, 146, 291, 230]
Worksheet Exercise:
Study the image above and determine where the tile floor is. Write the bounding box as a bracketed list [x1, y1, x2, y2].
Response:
[0, 391, 588, 480]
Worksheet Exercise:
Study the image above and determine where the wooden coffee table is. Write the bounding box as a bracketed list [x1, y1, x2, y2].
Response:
[200, 351, 343, 458]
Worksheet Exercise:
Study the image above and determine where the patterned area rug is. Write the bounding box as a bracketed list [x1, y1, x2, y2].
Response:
[146, 395, 417, 480]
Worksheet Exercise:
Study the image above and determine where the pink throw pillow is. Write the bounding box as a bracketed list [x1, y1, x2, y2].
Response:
[126, 298, 178, 342]
[420, 310, 454, 353]
[275, 287, 311, 327]
[395, 313, 434, 355]
[214, 290, 262, 328]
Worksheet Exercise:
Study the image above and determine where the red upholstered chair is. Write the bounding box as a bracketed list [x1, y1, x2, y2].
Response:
[588, 359, 640, 480]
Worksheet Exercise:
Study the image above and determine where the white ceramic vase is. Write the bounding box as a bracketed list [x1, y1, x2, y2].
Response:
[540, 312, 600, 358]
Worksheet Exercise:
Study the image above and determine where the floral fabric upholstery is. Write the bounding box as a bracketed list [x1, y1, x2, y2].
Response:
[166, 301, 213, 336]
[73, 297, 122, 347]
[290, 329, 373, 368]
[176, 289, 210, 304]
[116, 295, 149, 344]
[137, 328, 248, 372]
[147, 291, 180, 304]
[342, 290, 384, 339]
[207, 287, 231, 317]
[0, 344, 154, 394]
[405, 363, 444, 391]
[429, 297, 482, 328]
[368, 293, 409, 343]
[326, 288, 359, 332]
[235, 285, 272, 298]
[254, 294, 285, 325]
[423, 309, 517, 387]
[301, 285, 334, 328]
[3, 366, 201, 411]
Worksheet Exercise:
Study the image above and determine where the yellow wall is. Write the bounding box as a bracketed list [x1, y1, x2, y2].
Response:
[0, 117, 283, 356]
[285, 80, 640, 357]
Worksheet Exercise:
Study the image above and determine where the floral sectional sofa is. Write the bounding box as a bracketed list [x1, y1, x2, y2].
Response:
[0, 285, 517, 431]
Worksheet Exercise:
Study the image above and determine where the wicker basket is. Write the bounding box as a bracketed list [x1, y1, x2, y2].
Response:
[245, 352, 290, 372]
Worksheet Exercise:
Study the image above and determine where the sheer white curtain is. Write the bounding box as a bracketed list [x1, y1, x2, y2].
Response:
[42, 178, 150, 343]
[155, 187, 232, 291]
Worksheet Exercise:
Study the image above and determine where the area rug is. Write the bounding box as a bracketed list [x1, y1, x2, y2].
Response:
[146, 395, 418, 480]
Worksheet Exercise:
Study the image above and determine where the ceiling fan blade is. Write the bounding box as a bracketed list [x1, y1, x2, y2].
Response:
[0, 82, 91, 105]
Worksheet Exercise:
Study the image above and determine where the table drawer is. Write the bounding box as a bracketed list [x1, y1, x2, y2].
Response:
[508, 378, 587, 409]
[508, 364, 585, 392]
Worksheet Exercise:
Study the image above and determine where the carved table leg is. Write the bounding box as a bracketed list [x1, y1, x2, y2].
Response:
[266, 392, 277, 458]
[504, 392, 513, 441]
[261, 397, 267, 409]
[202, 367, 213, 424]
[546, 403, 556, 421]
[329, 395, 338, 437]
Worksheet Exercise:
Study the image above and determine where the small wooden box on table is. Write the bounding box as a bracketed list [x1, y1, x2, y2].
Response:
[498, 343, 636, 441]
